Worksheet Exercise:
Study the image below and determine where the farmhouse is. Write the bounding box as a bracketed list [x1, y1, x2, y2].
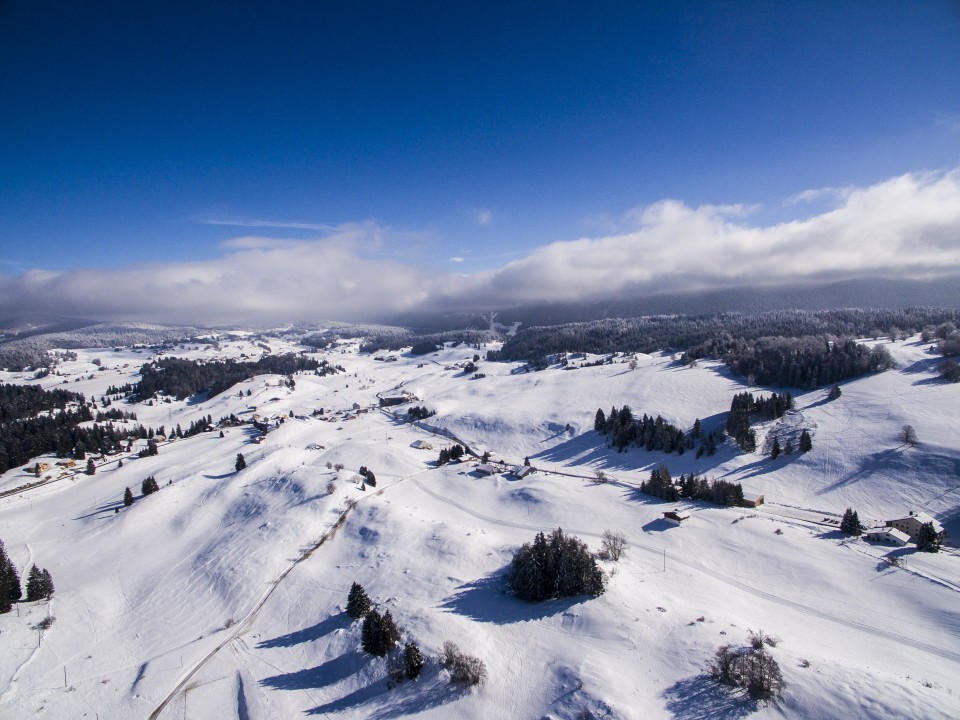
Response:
[410, 439, 433, 450]
[475, 463, 499, 476]
[510, 465, 534, 479]
[741, 491, 765, 508]
[663, 510, 690, 524]
[864, 527, 910, 546]
[885, 511, 944, 542]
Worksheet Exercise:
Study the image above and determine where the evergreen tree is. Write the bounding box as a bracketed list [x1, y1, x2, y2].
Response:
[235, 453, 247, 471]
[594, 408, 607, 433]
[799, 430, 813, 453]
[86, 457, 96, 475]
[123, 487, 134, 506]
[917, 522, 941, 552]
[839, 508, 863, 536]
[346, 582, 371, 620]
[0, 541, 15, 613]
[403, 641, 425, 680]
[770, 437, 781, 459]
[784, 440, 794, 455]
[828, 385, 842, 400]
[25, 564, 46, 601]
[40, 569, 54, 598]
[361, 608, 400, 656]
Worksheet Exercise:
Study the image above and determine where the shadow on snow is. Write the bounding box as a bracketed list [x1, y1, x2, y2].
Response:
[663, 674, 757, 720]
[260, 649, 366, 691]
[256, 612, 350, 649]
[439, 569, 583, 624]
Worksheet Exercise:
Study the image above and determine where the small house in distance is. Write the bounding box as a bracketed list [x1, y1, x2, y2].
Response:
[741, 491, 765, 508]
[411, 439, 433, 450]
[475, 463, 499, 476]
[885, 511, 944, 542]
[663, 510, 690, 524]
[510, 465, 534, 479]
[864, 527, 910, 546]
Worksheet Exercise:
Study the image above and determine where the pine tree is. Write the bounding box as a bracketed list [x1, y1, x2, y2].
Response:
[40, 569, 54, 599]
[917, 522, 941, 552]
[124, 487, 134, 506]
[0, 541, 13, 613]
[346, 582, 371, 620]
[86, 457, 96, 475]
[799, 429, 813, 453]
[594, 408, 607, 433]
[7, 556, 22, 604]
[770, 437, 781, 459]
[403, 641, 425, 680]
[25, 564, 44, 601]
[235, 453, 247, 472]
[361, 608, 400, 656]
[839, 508, 862, 536]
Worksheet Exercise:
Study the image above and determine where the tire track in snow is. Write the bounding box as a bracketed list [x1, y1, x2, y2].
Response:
[409, 477, 960, 664]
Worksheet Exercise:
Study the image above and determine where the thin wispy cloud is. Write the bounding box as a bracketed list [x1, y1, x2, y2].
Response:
[2, 169, 959, 324]
[200, 217, 336, 231]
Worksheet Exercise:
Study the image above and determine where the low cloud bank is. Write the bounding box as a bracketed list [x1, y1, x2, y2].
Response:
[3, 170, 959, 324]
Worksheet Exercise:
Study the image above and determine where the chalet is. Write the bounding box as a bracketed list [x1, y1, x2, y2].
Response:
[885, 511, 944, 542]
[510, 465, 535, 479]
[410, 439, 433, 450]
[379, 395, 408, 407]
[741, 492, 765, 508]
[475, 463, 499, 476]
[864, 527, 910, 546]
[663, 510, 690, 524]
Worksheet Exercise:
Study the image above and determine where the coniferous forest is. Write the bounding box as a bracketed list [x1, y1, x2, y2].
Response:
[131, 354, 338, 401]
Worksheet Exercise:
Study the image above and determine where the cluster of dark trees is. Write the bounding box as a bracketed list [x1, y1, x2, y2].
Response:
[595, 406, 691, 454]
[94, 408, 138, 422]
[840, 508, 863, 536]
[180, 415, 214, 438]
[726, 392, 793, 451]
[405, 406, 435, 423]
[0, 384, 85, 423]
[25, 565, 55, 601]
[493, 308, 960, 363]
[0, 406, 149, 474]
[509, 528, 605, 602]
[639, 466, 745, 505]
[436, 444, 465, 466]
[138, 439, 159, 458]
[358, 466, 377, 486]
[697, 336, 894, 389]
[141, 475, 160, 496]
[346, 583, 425, 683]
[0, 539, 22, 613]
[1, 541, 55, 612]
[485, 308, 960, 389]
[131, 354, 334, 401]
[409, 341, 440, 356]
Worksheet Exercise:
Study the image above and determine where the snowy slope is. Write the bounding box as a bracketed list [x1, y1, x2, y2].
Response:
[0, 335, 958, 719]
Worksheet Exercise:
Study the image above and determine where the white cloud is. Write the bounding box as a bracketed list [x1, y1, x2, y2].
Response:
[201, 217, 334, 231]
[474, 209, 493, 226]
[2, 169, 960, 323]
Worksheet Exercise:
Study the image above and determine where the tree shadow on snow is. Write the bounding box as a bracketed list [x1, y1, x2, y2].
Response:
[260, 649, 366, 691]
[439, 569, 581, 624]
[663, 674, 756, 720]
[365, 675, 467, 719]
[305, 678, 386, 715]
[256, 613, 350, 649]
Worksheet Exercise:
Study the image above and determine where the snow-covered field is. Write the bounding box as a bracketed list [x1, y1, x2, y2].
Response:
[0, 334, 958, 719]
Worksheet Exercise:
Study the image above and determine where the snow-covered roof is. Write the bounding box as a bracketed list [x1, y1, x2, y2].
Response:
[867, 527, 910, 543]
[889, 512, 944, 533]
[475, 463, 499, 475]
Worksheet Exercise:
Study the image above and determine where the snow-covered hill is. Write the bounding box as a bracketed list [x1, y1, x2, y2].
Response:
[0, 335, 957, 719]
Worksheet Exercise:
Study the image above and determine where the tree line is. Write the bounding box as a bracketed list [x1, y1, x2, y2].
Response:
[639, 465, 745, 506]
[131, 354, 335, 401]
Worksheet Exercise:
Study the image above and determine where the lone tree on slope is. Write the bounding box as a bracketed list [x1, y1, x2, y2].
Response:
[839, 508, 863, 536]
[235, 453, 247, 472]
[123, 487, 134, 507]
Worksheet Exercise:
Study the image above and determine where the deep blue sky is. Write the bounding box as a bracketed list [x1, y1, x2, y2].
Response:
[1, 1, 959, 279]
